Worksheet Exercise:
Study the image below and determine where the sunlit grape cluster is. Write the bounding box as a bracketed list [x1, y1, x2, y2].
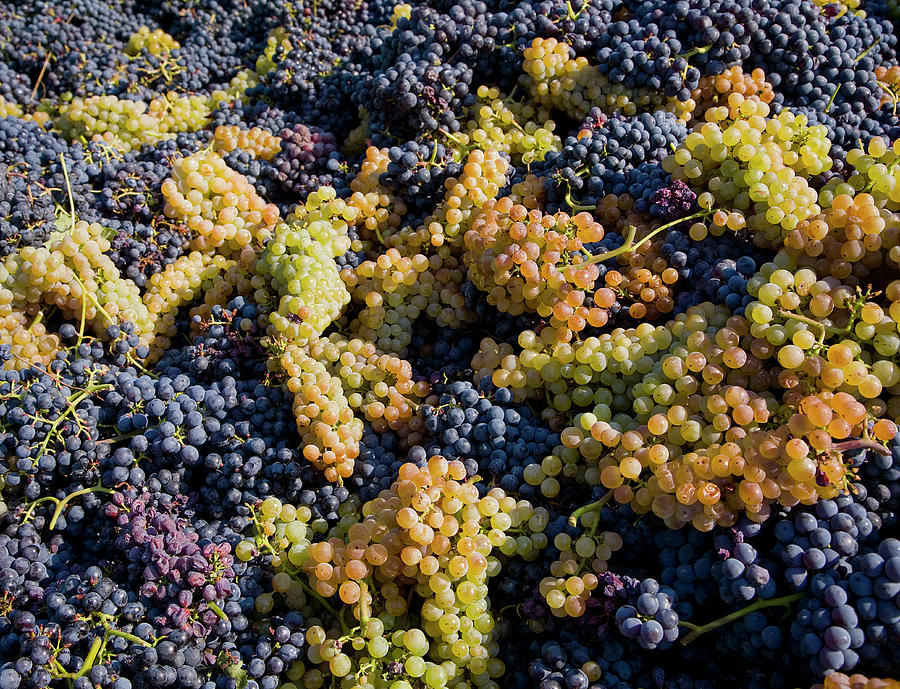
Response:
[257, 190, 351, 347]
[275, 340, 363, 482]
[521, 38, 691, 122]
[307, 334, 430, 432]
[688, 66, 777, 128]
[785, 192, 897, 282]
[540, 521, 623, 618]
[345, 146, 406, 243]
[143, 251, 235, 359]
[744, 260, 900, 405]
[55, 93, 215, 152]
[162, 150, 280, 254]
[464, 197, 606, 340]
[2, 219, 154, 343]
[125, 26, 180, 57]
[664, 101, 829, 246]
[212, 124, 282, 161]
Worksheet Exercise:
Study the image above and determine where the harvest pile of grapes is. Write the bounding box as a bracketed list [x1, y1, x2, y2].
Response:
[2, 0, 900, 687]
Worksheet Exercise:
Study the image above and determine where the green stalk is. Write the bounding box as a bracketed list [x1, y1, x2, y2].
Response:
[20, 494, 57, 524]
[207, 600, 229, 621]
[54, 636, 102, 679]
[568, 490, 614, 528]
[587, 209, 712, 265]
[104, 626, 151, 647]
[565, 190, 596, 212]
[35, 384, 112, 461]
[358, 581, 371, 628]
[49, 484, 114, 529]
[28, 310, 44, 332]
[679, 592, 804, 645]
[825, 85, 841, 113]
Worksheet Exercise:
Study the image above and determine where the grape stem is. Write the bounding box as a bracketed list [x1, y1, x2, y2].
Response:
[876, 80, 898, 115]
[31, 51, 54, 101]
[59, 153, 76, 232]
[568, 490, 614, 528]
[103, 625, 152, 647]
[832, 438, 890, 456]
[565, 0, 589, 20]
[50, 617, 152, 681]
[586, 209, 713, 265]
[676, 43, 714, 60]
[824, 85, 841, 114]
[678, 592, 804, 644]
[357, 580, 371, 627]
[75, 276, 89, 350]
[72, 273, 115, 325]
[856, 37, 881, 63]
[565, 189, 596, 212]
[27, 309, 44, 332]
[33, 383, 113, 465]
[22, 481, 115, 528]
[776, 309, 842, 338]
[207, 600, 229, 621]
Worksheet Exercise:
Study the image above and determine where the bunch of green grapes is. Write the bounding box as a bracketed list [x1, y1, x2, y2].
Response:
[235, 496, 314, 610]
[123, 26, 183, 85]
[212, 124, 282, 160]
[784, 192, 898, 283]
[302, 620, 465, 689]
[256, 190, 351, 348]
[472, 299, 898, 529]
[54, 95, 166, 152]
[744, 258, 900, 404]
[188, 251, 260, 328]
[254, 26, 292, 77]
[835, 134, 900, 210]
[208, 68, 260, 106]
[342, 246, 473, 357]
[293, 457, 516, 686]
[767, 109, 832, 177]
[462, 85, 561, 165]
[55, 92, 216, 152]
[162, 150, 280, 255]
[344, 146, 407, 244]
[2, 219, 154, 346]
[306, 334, 431, 434]
[473, 316, 680, 413]
[494, 500, 550, 560]
[0, 310, 62, 371]
[464, 196, 606, 342]
[521, 37, 693, 122]
[538, 518, 623, 618]
[663, 100, 829, 247]
[275, 340, 363, 483]
[125, 26, 180, 57]
[391, 148, 510, 251]
[146, 91, 216, 134]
